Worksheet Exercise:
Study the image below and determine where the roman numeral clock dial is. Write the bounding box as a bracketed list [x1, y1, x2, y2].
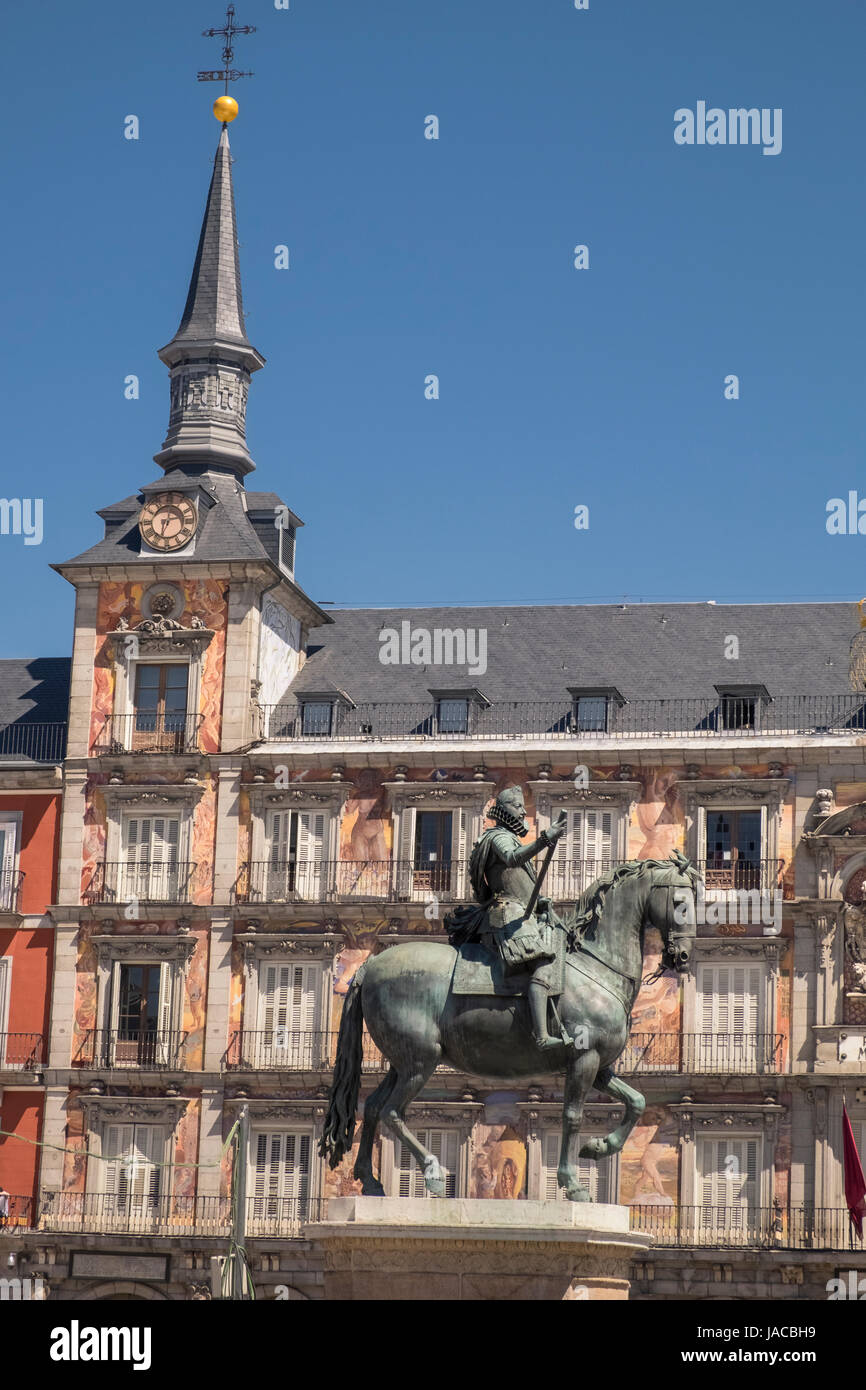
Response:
[138, 493, 197, 553]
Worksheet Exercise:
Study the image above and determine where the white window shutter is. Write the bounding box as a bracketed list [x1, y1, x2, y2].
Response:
[397, 1129, 457, 1198]
[542, 1130, 609, 1202]
[103, 1123, 134, 1198]
[544, 1132, 560, 1200]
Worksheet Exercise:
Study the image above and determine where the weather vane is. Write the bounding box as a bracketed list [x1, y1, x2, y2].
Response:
[198, 4, 256, 124]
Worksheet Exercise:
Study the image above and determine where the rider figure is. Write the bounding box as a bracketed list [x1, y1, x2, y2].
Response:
[469, 786, 568, 1051]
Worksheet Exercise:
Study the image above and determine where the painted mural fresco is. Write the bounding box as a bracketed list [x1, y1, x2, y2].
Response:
[258, 596, 302, 709]
[470, 1124, 527, 1199]
[620, 1104, 679, 1207]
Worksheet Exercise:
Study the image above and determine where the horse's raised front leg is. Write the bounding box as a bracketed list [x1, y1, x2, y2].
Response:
[558, 1048, 600, 1201]
[353, 1067, 398, 1196]
[380, 1057, 442, 1194]
[580, 1066, 646, 1160]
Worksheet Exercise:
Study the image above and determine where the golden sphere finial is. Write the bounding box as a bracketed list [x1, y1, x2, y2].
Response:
[213, 95, 239, 123]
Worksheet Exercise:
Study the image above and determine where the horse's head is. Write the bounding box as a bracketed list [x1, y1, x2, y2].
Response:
[643, 851, 699, 974]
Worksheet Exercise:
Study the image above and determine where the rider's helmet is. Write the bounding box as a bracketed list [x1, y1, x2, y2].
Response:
[488, 786, 529, 837]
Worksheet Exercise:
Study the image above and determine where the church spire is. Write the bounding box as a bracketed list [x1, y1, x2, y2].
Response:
[155, 125, 265, 478]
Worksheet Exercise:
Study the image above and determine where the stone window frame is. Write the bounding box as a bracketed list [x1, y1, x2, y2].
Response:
[246, 782, 350, 869]
[0, 953, 10, 1053]
[104, 617, 215, 751]
[672, 1100, 783, 1211]
[378, 1103, 482, 1198]
[679, 777, 789, 871]
[529, 780, 638, 862]
[100, 784, 204, 873]
[225, 1099, 329, 1206]
[385, 781, 496, 898]
[519, 1101, 622, 1201]
[92, 932, 197, 1039]
[682, 937, 783, 1046]
[236, 934, 337, 1040]
[76, 1094, 188, 1199]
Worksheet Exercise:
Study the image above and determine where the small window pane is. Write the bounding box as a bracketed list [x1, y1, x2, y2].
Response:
[301, 702, 333, 736]
[575, 697, 608, 732]
[437, 699, 469, 733]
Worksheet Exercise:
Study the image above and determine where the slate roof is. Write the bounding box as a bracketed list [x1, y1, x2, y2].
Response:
[282, 602, 860, 704]
[0, 658, 70, 726]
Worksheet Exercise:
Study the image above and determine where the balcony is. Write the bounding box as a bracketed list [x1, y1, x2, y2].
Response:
[92, 713, 204, 755]
[698, 858, 792, 896]
[257, 694, 866, 744]
[621, 1032, 786, 1075]
[83, 861, 199, 906]
[36, 1193, 329, 1238]
[73, 1028, 188, 1070]
[233, 859, 469, 905]
[630, 1206, 866, 1251]
[0, 1033, 44, 1069]
[0, 721, 66, 763]
[0, 869, 25, 914]
[224, 1028, 385, 1072]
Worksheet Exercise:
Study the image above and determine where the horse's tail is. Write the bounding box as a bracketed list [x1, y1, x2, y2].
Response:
[318, 958, 369, 1169]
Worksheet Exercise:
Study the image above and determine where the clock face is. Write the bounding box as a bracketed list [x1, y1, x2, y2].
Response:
[139, 493, 197, 553]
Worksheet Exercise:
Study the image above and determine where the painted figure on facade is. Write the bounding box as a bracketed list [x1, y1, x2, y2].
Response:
[450, 787, 568, 1050]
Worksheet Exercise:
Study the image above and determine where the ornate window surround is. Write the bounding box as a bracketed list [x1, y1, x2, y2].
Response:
[235, 932, 337, 1034]
[682, 937, 782, 1038]
[92, 931, 197, 1036]
[529, 780, 639, 857]
[105, 612, 215, 742]
[246, 782, 351, 865]
[225, 1097, 329, 1203]
[379, 1102, 482, 1197]
[679, 778, 789, 867]
[671, 1099, 784, 1208]
[518, 1100, 622, 1201]
[384, 781, 496, 867]
[100, 783, 203, 868]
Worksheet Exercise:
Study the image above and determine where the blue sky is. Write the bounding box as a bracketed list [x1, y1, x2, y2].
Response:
[3, 0, 865, 656]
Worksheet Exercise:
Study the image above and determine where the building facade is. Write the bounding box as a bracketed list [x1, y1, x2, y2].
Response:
[1, 123, 866, 1301]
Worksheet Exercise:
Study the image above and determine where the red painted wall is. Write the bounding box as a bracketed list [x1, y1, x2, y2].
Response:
[0, 1092, 42, 1208]
[0, 927, 51, 1039]
[0, 793, 60, 913]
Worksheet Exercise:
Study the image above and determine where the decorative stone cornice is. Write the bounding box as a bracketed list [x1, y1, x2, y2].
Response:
[107, 617, 214, 659]
[224, 1098, 327, 1122]
[384, 782, 496, 807]
[671, 1099, 784, 1144]
[680, 778, 789, 814]
[236, 932, 336, 974]
[92, 933, 197, 968]
[529, 780, 641, 811]
[692, 936, 783, 968]
[247, 781, 351, 811]
[77, 1094, 187, 1126]
[99, 783, 203, 806]
[515, 1100, 619, 1141]
[407, 1102, 482, 1133]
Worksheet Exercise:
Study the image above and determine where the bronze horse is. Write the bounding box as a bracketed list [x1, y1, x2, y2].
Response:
[320, 854, 696, 1200]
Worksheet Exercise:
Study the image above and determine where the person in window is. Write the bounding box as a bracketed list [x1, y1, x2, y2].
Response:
[446, 786, 568, 1051]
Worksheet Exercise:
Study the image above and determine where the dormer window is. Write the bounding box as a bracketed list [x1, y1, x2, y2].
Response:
[567, 687, 624, 734]
[428, 688, 489, 737]
[714, 685, 768, 732]
[301, 700, 334, 737]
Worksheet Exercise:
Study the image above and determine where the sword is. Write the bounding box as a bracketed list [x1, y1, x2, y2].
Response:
[523, 811, 567, 920]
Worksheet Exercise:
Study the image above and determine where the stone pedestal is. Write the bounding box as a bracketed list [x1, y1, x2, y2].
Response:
[306, 1198, 651, 1301]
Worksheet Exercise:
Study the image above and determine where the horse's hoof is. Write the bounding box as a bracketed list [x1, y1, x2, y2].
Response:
[361, 1179, 385, 1197]
[425, 1177, 446, 1197]
[423, 1155, 445, 1196]
[564, 1185, 592, 1203]
[579, 1137, 606, 1160]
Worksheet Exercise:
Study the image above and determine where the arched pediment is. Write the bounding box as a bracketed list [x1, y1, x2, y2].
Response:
[813, 802, 866, 837]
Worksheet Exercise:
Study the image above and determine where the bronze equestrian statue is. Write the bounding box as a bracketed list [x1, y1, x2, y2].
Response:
[320, 792, 696, 1201]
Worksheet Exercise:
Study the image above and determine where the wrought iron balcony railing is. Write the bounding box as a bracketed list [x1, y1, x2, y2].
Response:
[224, 1028, 385, 1072]
[0, 1033, 44, 1068]
[621, 1032, 786, 1074]
[629, 1206, 866, 1250]
[83, 861, 199, 906]
[697, 858, 791, 896]
[0, 722, 66, 763]
[0, 869, 25, 913]
[92, 712, 204, 755]
[73, 1028, 189, 1070]
[257, 694, 866, 743]
[233, 859, 470, 905]
[37, 1193, 330, 1238]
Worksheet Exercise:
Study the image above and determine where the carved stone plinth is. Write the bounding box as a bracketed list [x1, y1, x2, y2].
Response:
[306, 1198, 651, 1301]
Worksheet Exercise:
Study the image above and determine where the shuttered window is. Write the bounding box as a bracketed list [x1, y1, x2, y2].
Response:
[542, 1131, 612, 1203]
[697, 1136, 760, 1234]
[266, 810, 327, 899]
[548, 808, 616, 897]
[695, 963, 763, 1071]
[121, 815, 181, 901]
[396, 1130, 459, 1198]
[256, 962, 320, 1066]
[250, 1130, 311, 1223]
[102, 1124, 164, 1215]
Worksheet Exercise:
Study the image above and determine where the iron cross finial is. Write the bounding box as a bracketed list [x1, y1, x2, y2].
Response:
[198, 4, 256, 94]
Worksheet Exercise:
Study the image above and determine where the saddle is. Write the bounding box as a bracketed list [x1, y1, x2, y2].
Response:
[450, 922, 568, 998]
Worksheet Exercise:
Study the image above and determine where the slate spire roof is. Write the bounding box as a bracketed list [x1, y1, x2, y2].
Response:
[154, 125, 265, 477]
